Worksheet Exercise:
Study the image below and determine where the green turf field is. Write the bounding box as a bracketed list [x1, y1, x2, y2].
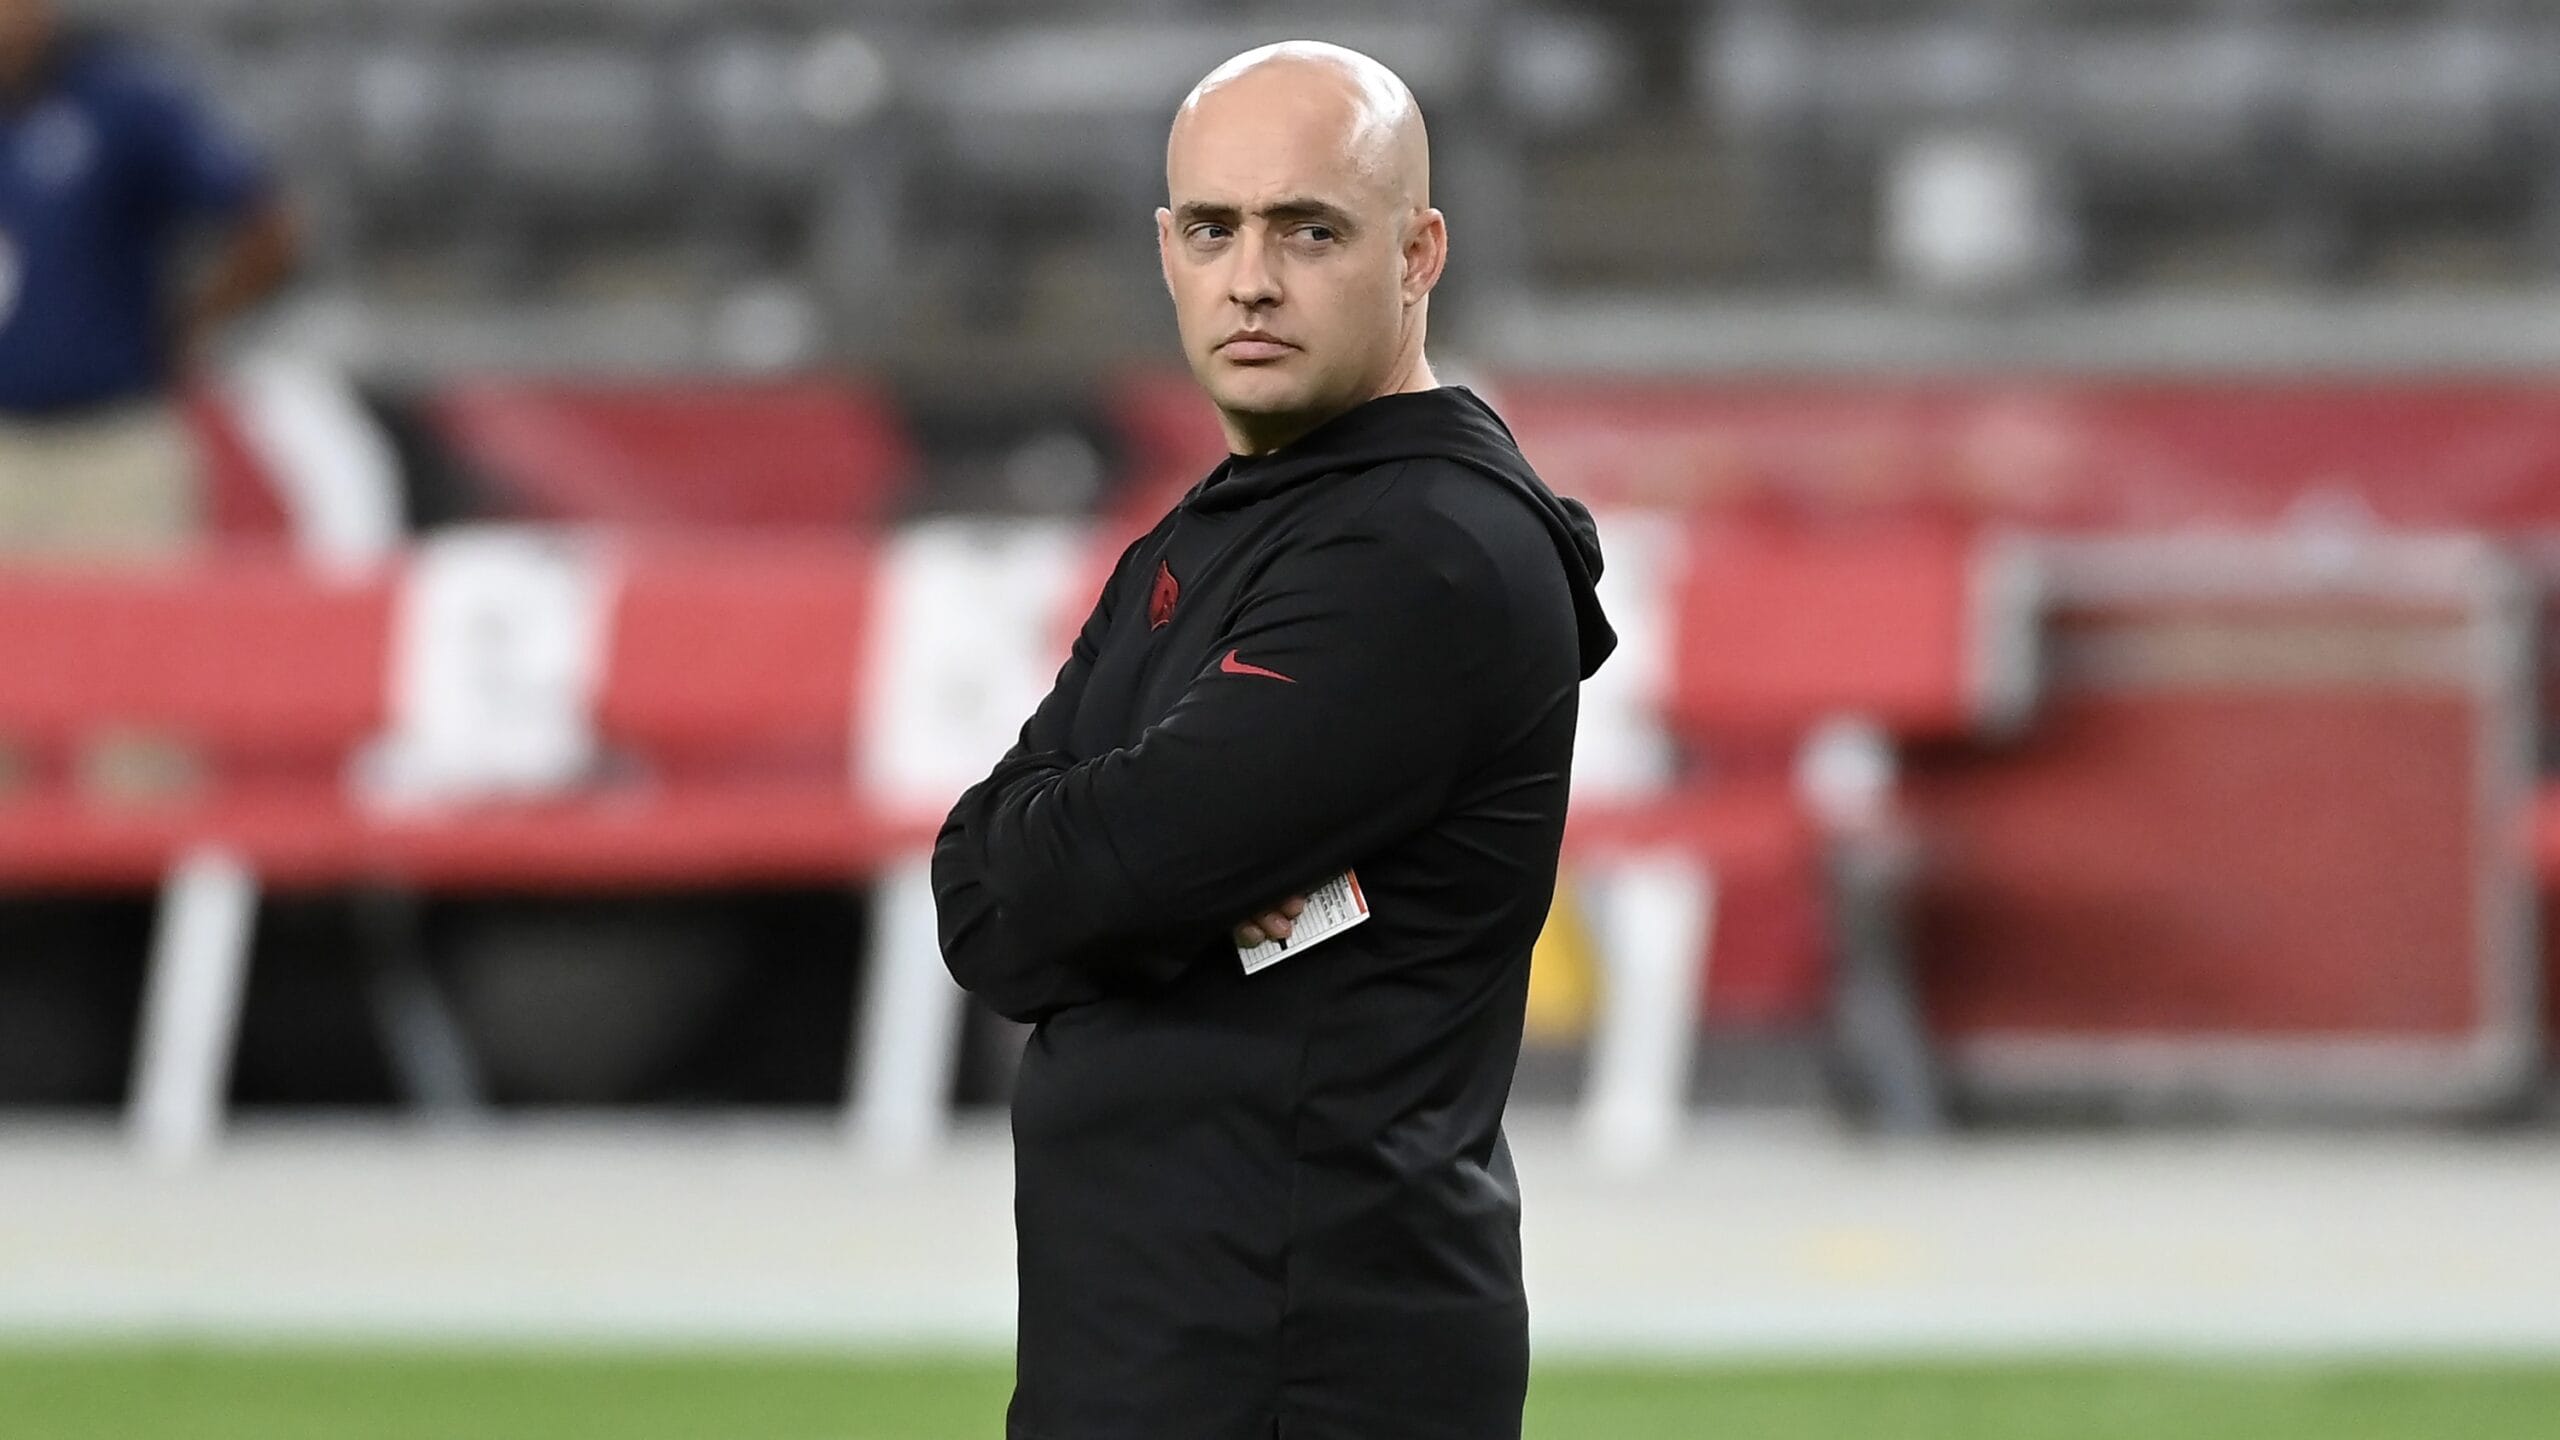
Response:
[8, 1349, 2560, 1439]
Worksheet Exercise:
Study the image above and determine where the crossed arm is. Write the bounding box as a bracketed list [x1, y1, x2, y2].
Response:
[930, 517, 1495, 1022]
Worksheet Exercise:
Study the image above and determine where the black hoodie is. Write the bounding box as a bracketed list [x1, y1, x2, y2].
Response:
[932, 386, 1614, 1440]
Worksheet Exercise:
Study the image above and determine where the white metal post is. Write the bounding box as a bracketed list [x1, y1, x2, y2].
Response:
[129, 847, 260, 1168]
[1577, 856, 1717, 1172]
[848, 852, 968, 1167]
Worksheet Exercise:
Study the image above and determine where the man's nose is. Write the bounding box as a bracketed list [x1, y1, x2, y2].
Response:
[1226, 229, 1281, 310]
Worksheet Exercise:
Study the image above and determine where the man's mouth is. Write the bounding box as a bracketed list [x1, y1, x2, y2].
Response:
[1218, 333, 1297, 362]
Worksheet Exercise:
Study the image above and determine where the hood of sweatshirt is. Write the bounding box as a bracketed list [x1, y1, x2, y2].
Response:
[1182, 386, 1618, 679]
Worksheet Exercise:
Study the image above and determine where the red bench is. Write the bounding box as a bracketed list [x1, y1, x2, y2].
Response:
[0, 541, 912, 887]
[0, 540, 921, 1161]
[1565, 517, 2037, 1150]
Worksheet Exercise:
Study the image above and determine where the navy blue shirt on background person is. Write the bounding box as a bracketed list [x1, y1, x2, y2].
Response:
[0, 33, 270, 414]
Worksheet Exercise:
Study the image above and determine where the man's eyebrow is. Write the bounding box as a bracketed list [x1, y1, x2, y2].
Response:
[1261, 198, 1358, 230]
[1172, 197, 1359, 230]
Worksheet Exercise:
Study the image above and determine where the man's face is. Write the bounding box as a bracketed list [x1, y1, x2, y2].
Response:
[1158, 76, 1427, 447]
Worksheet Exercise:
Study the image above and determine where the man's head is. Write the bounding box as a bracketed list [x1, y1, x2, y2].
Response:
[1159, 41, 1445, 455]
[0, 0, 53, 93]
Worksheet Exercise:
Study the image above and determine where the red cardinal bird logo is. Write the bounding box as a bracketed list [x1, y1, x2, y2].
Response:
[1149, 561, 1179, 630]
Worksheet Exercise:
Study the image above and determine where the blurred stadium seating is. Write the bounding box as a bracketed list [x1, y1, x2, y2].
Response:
[41, 0, 2560, 376]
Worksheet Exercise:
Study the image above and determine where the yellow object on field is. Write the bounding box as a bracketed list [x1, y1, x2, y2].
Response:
[1525, 870, 1598, 1044]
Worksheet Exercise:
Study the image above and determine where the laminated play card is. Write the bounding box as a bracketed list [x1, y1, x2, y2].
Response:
[1236, 869, 1370, 976]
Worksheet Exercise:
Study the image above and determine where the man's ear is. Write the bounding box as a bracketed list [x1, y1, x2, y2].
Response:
[1156, 207, 1177, 297]
[1402, 208, 1448, 305]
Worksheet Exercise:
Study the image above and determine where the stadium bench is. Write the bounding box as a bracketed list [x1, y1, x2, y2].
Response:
[1565, 517, 2039, 1158]
[0, 538, 924, 1163]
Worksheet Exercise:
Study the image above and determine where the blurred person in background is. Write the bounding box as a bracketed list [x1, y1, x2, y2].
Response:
[933, 41, 1616, 1440]
[0, 0, 294, 559]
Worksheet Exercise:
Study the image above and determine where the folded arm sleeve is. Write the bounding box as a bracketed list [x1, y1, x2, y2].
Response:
[932, 536, 1174, 1021]
[966, 515, 1501, 976]
[932, 809, 1115, 1024]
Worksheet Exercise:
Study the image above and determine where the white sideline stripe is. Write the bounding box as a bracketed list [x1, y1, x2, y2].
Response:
[5, 1117, 2559, 1355]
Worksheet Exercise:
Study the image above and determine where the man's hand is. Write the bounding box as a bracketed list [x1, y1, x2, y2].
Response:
[176, 200, 298, 369]
[1231, 894, 1307, 948]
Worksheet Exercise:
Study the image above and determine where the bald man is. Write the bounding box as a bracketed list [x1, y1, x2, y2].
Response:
[933, 42, 1616, 1439]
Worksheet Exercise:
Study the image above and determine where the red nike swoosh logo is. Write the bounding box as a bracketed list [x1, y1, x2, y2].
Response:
[1219, 649, 1295, 683]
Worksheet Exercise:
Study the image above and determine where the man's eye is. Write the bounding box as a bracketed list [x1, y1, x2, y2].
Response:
[1189, 224, 1230, 242]
[1298, 226, 1336, 243]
